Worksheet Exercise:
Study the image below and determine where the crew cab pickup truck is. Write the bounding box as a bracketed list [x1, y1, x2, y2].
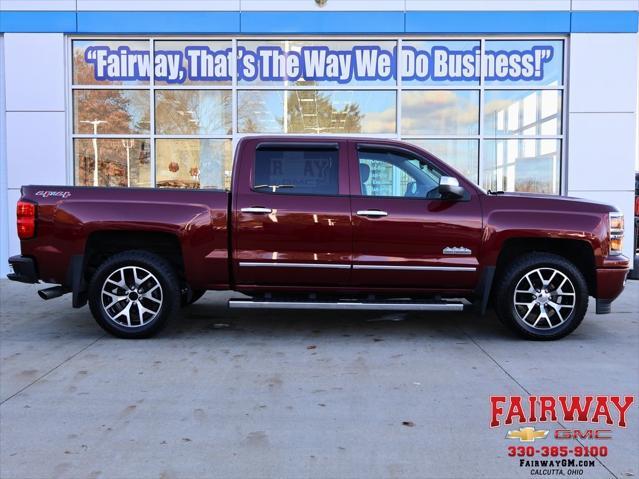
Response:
[8, 137, 630, 340]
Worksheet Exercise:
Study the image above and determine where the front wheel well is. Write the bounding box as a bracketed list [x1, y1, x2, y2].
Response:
[84, 231, 184, 283]
[494, 238, 596, 296]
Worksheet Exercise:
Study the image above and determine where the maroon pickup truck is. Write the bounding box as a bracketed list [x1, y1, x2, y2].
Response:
[8, 137, 630, 340]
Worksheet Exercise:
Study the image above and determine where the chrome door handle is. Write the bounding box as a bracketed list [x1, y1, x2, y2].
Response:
[356, 209, 388, 217]
[241, 207, 272, 214]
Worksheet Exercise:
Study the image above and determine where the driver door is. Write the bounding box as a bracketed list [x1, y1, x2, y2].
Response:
[349, 142, 483, 290]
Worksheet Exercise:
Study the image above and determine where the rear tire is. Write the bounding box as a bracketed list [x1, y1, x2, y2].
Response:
[494, 253, 589, 340]
[88, 251, 180, 339]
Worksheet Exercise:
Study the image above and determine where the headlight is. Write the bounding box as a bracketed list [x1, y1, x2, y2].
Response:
[609, 212, 624, 256]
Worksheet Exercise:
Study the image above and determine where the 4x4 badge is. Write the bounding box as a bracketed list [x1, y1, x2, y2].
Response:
[443, 246, 471, 255]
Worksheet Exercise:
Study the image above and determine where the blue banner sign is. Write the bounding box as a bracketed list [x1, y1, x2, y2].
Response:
[84, 43, 555, 83]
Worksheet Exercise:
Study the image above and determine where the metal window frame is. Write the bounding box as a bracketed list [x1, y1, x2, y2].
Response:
[65, 34, 567, 192]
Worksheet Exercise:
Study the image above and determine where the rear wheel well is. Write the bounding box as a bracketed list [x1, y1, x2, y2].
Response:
[494, 238, 596, 296]
[84, 231, 184, 283]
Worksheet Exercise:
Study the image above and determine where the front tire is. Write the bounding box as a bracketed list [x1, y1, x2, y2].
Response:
[494, 253, 589, 340]
[88, 251, 180, 339]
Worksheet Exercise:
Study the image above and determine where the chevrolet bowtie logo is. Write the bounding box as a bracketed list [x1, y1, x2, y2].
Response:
[507, 427, 549, 442]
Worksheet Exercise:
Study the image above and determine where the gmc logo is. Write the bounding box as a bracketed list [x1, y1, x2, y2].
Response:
[555, 429, 612, 440]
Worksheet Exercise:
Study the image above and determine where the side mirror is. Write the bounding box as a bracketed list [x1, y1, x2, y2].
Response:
[438, 176, 465, 199]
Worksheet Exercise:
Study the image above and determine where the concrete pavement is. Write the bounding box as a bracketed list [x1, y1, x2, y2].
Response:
[1, 279, 638, 479]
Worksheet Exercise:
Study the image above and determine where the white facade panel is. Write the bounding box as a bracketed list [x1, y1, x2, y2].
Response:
[567, 32, 638, 261]
[0, 0, 76, 10]
[4, 34, 66, 113]
[7, 189, 21, 266]
[240, 0, 404, 11]
[569, 34, 638, 113]
[76, 0, 240, 11]
[405, 0, 570, 11]
[571, 0, 639, 11]
[6, 112, 67, 189]
[0, 36, 8, 277]
[567, 112, 636, 191]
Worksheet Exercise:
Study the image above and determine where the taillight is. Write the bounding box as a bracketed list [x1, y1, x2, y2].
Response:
[17, 200, 36, 239]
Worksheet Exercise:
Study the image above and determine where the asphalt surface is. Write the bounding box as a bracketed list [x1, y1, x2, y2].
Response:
[1, 279, 638, 479]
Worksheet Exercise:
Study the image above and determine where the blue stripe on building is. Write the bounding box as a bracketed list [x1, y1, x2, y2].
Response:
[405, 11, 571, 34]
[240, 11, 405, 34]
[0, 11, 77, 33]
[571, 11, 639, 33]
[76, 11, 240, 34]
[1, 10, 638, 34]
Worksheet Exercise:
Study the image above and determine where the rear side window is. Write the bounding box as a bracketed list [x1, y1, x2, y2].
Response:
[253, 147, 339, 195]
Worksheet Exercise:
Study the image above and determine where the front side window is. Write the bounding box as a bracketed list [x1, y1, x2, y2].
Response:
[253, 148, 339, 196]
[358, 150, 442, 198]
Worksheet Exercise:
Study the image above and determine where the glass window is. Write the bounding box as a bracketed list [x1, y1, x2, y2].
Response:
[73, 90, 150, 134]
[407, 139, 478, 183]
[155, 90, 231, 135]
[73, 40, 150, 86]
[70, 37, 564, 196]
[74, 139, 151, 187]
[402, 90, 479, 135]
[254, 148, 339, 195]
[484, 40, 563, 86]
[239, 90, 396, 134]
[401, 40, 480, 85]
[156, 139, 232, 189]
[484, 90, 562, 137]
[358, 150, 442, 198]
[482, 139, 561, 194]
[238, 90, 285, 133]
[153, 41, 232, 86]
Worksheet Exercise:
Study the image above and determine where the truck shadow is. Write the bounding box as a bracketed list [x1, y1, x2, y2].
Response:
[165, 293, 512, 341]
[162, 292, 616, 343]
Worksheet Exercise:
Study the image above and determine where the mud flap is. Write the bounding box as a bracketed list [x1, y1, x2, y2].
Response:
[67, 255, 88, 308]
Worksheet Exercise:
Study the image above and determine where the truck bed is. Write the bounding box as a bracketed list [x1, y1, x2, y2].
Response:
[19, 185, 231, 289]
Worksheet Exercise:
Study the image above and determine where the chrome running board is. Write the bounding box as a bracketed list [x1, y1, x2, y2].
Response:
[228, 299, 465, 311]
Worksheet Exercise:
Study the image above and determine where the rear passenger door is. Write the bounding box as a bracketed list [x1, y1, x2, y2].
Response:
[233, 140, 352, 287]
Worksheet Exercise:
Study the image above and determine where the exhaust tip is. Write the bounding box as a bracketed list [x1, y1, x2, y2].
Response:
[38, 286, 68, 300]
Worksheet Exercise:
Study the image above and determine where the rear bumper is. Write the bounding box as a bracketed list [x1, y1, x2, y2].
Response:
[7, 255, 38, 284]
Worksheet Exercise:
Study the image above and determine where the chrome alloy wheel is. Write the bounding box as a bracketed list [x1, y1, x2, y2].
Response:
[513, 267, 576, 330]
[100, 266, 163, 328]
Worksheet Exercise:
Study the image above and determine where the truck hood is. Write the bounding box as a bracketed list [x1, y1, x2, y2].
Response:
[483, 191, 618, 214]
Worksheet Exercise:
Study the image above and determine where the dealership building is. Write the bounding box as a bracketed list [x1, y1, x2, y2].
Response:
[1, 1, 638, 275]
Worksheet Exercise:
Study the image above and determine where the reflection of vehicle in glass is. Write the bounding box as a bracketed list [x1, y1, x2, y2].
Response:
[7, 137, 630, 341]
[630, 173, 639, 280]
